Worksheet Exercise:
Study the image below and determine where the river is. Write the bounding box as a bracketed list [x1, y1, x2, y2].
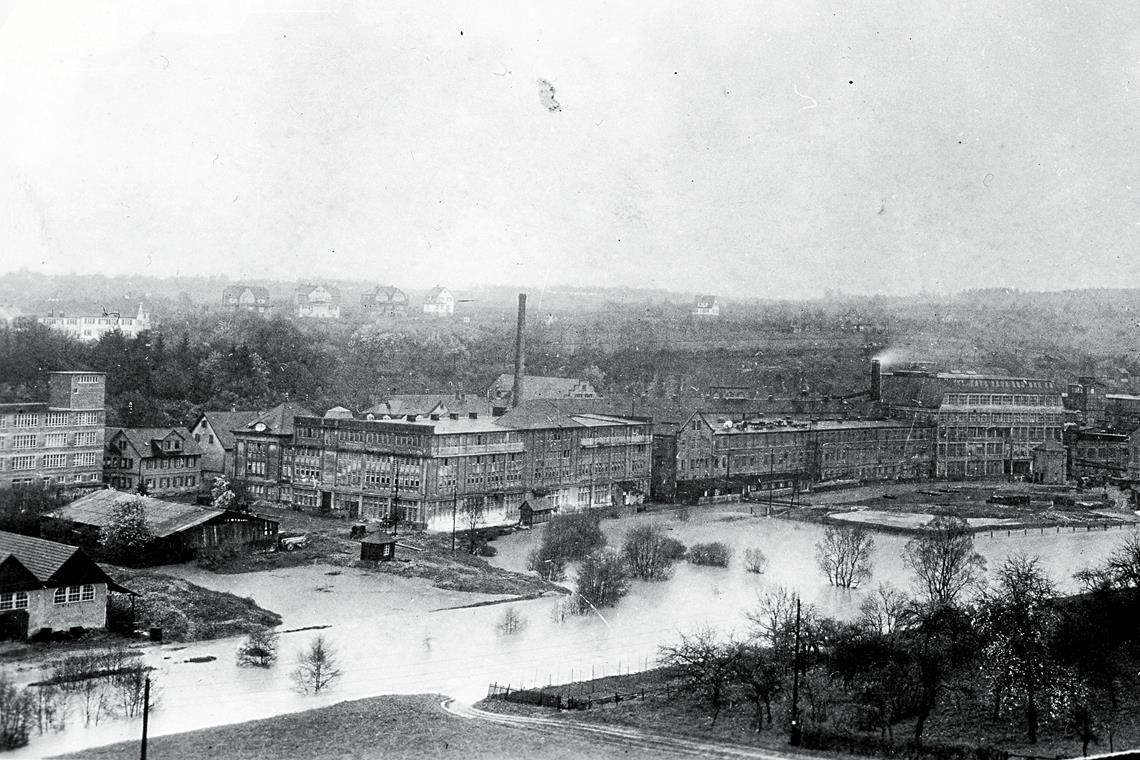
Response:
[11, 509, 1135, 757]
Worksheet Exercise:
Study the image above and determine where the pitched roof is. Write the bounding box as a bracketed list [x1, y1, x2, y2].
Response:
[196, 410, 261, 450]
[365, 394, 492, 419]
[425, 286, 451, 301]
[30, 298, 146, 319]
[493, 399, 646, 430]
[107, 427, 203, 457]
[294, 284, 341, 304]
[239, 402, 315, 436]
[222, 285, 270, 301]
[0, 530, 80, 581]
[488, 374, 596, 400]
[363, 286, 407, 303]
[47, 490, 228, 538]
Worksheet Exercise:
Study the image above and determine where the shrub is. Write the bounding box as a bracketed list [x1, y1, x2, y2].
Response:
[542, 512, 606, 562]
[574, 550, 630, 612]
[0, 676, 30, 750]
[237, 627, 279, 667]
[688, 542, 732, 567]
[497, 607, 527, 635]
[743, 547, 768, 574]
[526, 547, 567, 581]
[621, 525, 684, 581]
[476, 543, 498, 558]
[661, 537, 687, 561]
[195, 541, 248, 570]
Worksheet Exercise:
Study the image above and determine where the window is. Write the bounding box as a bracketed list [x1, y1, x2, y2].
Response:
[42, 453, 68, 469]
[45, 412, 70, 427]
[44, 432, 66, 448]
[76, 411, 101, 426]
[12, 435, 36, 450]
[13, 414, 39, 428]
[0, 592, 28, 610]
[72, 451, 98, 467]
[11, 455, 35, 471]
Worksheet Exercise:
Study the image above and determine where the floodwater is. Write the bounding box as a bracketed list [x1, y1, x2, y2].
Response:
[11, 509, 1136, 758]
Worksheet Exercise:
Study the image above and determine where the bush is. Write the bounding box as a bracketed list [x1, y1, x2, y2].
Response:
[798, 727, 1003, 760]
[574, 550, 630, 611]
[688, 542, 732, 567]
[195, 541, 249, 570]
[661, 537, 687, 561]
[542, 512, 607, 562]
[237, 627, 279, 667]
[475, 543, 498, 557]
[743, 547, 768, 574]
[621, 525, 684, 581]
[0, 676, 30, 750]
[526, 546, 567, 581]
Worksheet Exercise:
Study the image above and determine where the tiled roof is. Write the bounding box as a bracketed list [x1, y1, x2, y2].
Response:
[47, 490, 228, 539]
[425, 286, 451, 301]
[365, 395, 492, 419]
[0, 530, 79, 581]
[222, 285, 270, 301]
[197, 411, 261, 450]
[363, 286, 407, 303]
[240, 402, 315, 436]
[488, 374, 596, 400]
[30, 298, 146, 319]
[493, 399, 646, 430]
[107, 427, 203, 458]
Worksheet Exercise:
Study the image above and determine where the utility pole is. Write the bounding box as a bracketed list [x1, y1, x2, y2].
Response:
[789, 596, 802, 747]
[391, 455, 400, 538]
[451, 489, 458, 553]
[139, 676, 150, 760]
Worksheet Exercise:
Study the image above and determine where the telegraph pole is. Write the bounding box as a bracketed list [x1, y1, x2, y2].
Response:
[391, 455, 400, 537]
[452, 489, 458, 553]
[139, 676, 150, 760]
[789, 596, 802, 746]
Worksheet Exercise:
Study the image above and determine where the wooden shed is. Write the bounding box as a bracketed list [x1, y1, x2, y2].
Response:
[519, 496, 556, 527]
[360, 534, 397, 562]
[45, 490, 279, 565]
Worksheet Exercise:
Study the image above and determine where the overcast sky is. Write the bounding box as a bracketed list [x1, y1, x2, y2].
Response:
[1, 1, 1137, 298]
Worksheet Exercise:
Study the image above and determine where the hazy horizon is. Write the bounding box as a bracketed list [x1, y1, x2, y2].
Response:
[2, 1, 1138, 298]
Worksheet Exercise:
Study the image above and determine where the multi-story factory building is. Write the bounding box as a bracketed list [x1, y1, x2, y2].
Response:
[0, 372, 107, 491]
[879, 367, 1064, 479]
[286, 400, 650, 530]
[673, 413, 935, 503]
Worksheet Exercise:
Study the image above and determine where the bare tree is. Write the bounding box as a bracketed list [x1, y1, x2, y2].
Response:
[814, 525, 874, 588]
[727, 641, 783, 731]
[904, 515, 986, 605]
[497, 606, 527, 635]
[237, 627, 279, 667]
[621, 524, 682, 581]
[460, 497, 486, 555]
[293, 635, 342, 694]
[1076, 534, 1140, 591]
[746, 585, 798, 649]
[743, 547, 768, 574]
[0, 677, 31, 750]
[859, 582, 911, 635]
[657, 628, 740, 726]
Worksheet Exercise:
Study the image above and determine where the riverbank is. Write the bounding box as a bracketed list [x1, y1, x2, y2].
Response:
[51, 694, 692, 760]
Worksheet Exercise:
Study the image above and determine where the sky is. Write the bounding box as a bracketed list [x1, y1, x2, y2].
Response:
[1, 0, 1139, 298]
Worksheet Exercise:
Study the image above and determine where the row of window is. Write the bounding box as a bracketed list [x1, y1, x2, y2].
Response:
[54, 585, 96, 604]
[3, 452, 99, 471]
[0, 592, 28, 610]
[2, 412, 102, 429]
[2, 431, 99, 449]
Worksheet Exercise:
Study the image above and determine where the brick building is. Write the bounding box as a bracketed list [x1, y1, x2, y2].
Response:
[103, 427, 202, 497]
[1065, 377, 1107, 427]
[0, 372, 106, 492]
[1105, 393, 1140, 433]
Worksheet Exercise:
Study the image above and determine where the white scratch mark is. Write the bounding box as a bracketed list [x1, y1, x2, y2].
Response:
[793, 82, 817, 110]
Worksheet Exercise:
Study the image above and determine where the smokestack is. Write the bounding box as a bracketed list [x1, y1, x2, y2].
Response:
[870, 359, 882, 402]
[512, 293, 527, 408]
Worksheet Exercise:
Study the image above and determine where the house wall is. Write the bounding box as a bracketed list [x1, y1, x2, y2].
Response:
[27, 584, 108, 634]
[233, 433, 288, 501]
[192, 418, 230, 479]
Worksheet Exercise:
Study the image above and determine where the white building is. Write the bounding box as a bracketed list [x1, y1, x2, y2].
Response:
[691, 295, 720, 318]
[294, 284, 341, 319]
[36, 300, 151, 342]
[422, 286, 455, 317]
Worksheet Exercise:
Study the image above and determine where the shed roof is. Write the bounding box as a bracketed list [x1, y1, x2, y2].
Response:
[47, 490, 228, 539]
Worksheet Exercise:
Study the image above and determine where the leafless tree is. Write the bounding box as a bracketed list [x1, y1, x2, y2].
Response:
[815, 525, 875, 589]
[743, 547, 768, 574]
[657, 627, 740, 726]
[621, 524, 681, 581]
[0, 676, 31, 750]
[904, 515, 986, 605]
[237, 627, 279, 667]
[293, 635, 342, 694]
[497, 606, 527, 635]
[859, 582, 911, 635]
[460, 497, 486, 555]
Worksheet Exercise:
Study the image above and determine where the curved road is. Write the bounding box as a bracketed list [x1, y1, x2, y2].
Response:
[442, 699, 802, 760]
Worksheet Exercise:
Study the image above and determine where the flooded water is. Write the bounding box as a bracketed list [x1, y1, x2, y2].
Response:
[11, 509, 1135, 757]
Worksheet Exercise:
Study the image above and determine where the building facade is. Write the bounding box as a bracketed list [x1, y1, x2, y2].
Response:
[103, 427, 202, 497]
[0, 372, 106, 492]
[691, 295, 720, 318]
[222, 285, 271, 314]
[1066, 377, 1107, 428]
[294, 284, 341, 319]
[36, 301, 151, 342]
[287, 401, 651, 531]
[190, 410, 260, 483]
[486, 374, 598, 403]
[673, 413, 935, 503]
[231, 403, 314, 503]
[361, 286, 408, 317]
[422, 286, 455, 317]
[1105, 394, 1140, 433]
[1070, 429, 1130, 481]
[880, 369, 1064, 480]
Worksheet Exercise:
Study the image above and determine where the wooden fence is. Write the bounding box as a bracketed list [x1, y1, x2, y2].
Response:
[486, 681, 678, 711]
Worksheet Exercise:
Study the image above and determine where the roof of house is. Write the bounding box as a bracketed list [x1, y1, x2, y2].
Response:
[0, 530, 126, 592]
[47, 490, 237, 538]
[365, 394, 493, 419]
[294, 284, 341, 303]
[494, 399, 646, 430]
[107, 427, 203, 458]
[30, 299, 147, 319]
[425, 286, 451, 300]
[488, 374, 595, 400]
[361, 533, 397, 545]
[0, 402, 48, 414]
[239, 402, 315, 436]
[222, 285, 270, 300]
[363, 285, 407, 301]
[196, 410, 262, 451]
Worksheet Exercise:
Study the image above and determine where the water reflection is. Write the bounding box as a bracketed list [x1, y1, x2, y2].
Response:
[11, 510, 1134, 757]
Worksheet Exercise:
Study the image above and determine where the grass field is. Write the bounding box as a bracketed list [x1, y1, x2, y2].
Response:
[53, 694, 679, 760]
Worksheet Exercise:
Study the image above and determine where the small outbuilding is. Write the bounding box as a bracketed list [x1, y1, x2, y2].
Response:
[360, 534, 397, 562]
[519, 496, 556, 527]
[45, 490, 279, 564]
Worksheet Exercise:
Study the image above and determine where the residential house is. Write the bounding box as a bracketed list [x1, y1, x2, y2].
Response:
[35, 299, 151, 342]
[691, 295, 720, 318]
[0, 530, 129, 639]
[486, 374, 598, 404]
[422, 286, 455, 317]
[232, 402, 314, 503]
[45, 490, 279, 564]
[0, 372, 106, 492]
[360, 286, 409, 317]
[294, 284, 341, 319]
[365, 394, 492, 420]
[103, 427, 203, 497]
[222, 285, 271, 314]
[190, 410, 261, 484]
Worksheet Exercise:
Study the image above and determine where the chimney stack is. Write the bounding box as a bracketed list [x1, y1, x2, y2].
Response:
[512, 293, 527, 408]
[870, 359, 882, 402]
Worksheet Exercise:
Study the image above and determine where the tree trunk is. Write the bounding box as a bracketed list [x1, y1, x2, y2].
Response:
[1026, 692, 1038, 744]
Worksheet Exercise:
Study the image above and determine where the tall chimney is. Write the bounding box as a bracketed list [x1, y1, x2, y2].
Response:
[870, 359, 882, 402]
[512, 293, 527, 408]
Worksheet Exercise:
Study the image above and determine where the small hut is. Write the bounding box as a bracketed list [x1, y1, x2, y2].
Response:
[519, 496, 556, 527]
[360, 534, 396, 562]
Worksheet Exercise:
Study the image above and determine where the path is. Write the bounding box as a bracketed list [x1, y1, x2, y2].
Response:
[441, 699, 804, 759]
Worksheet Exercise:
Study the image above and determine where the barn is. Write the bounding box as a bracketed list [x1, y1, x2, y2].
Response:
[45, 490, 279, 565]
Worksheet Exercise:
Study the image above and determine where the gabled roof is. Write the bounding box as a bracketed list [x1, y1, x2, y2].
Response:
[107, 427, 202, 458]
[363, 285, 407, 302]
[239, 402, 315, 437]
[31, 298, 147, 319]
[195, 410, 262, 451]
[488, 374, 596, 400]
[222, 285, 270, 301]
[294, 284, 341, 304]
[425, 286, 451, 301]
[365, 394, 492, 419]
[493, 399, 646, 430]
[47, 490, 231, 539]
[0, 530, 80, 580]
